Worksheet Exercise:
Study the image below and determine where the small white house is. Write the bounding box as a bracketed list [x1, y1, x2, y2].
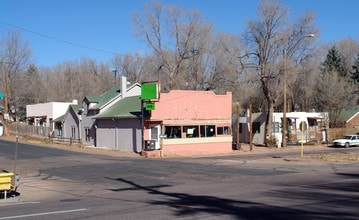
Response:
[272, 112, 328, 147]
[237, 111, 329, 147]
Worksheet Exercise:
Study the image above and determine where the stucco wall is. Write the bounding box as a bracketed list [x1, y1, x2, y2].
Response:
[150, 90, 232, 121]
[144, 90, 233, 156]
[27, 101, 75, 126]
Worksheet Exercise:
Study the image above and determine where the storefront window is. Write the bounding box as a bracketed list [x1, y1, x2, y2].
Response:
[183, 125, 199, 138]
[200, 125, 215, 137]
[217, 126, 231, 135]
[164, 126, 182, 138]
[165, 124, 231, 138]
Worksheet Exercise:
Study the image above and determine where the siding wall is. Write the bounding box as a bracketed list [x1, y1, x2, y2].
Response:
[96, 118, 142, 152]
[63, 109, 80, 139]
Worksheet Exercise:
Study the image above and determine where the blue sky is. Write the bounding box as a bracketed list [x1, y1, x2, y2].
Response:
[1, 0, 359, 67]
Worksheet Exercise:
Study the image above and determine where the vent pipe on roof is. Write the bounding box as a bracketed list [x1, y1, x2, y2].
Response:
[120, 76, 127, 98]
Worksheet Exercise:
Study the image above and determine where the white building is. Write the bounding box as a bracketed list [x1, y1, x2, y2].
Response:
[272, 112, 329, 147]
[236, 111, 329, 147]
[26, 100, 78, 129]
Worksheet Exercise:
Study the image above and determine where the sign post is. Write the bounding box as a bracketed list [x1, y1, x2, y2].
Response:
[140, 82, 160, 152]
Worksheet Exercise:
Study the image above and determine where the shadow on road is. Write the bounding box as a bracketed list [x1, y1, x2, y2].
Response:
[106, 177, 352, 220]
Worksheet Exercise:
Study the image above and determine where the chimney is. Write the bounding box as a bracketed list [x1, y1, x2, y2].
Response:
[120, 76, 127, 98]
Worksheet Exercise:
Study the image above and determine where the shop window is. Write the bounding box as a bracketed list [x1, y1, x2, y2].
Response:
[183, 125, 199, 138]
[217, 126, 231, 135]
[164, 126, 182, 138]
[200, 125, 215, 137]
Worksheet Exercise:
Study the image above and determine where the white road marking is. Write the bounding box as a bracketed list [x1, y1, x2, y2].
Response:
[0, 208, 87, 219]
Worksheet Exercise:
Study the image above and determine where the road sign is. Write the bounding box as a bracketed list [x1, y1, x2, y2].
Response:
[145, 102, 155, 110]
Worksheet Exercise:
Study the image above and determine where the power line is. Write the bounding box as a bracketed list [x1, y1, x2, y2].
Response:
[0, 20, 120, 56]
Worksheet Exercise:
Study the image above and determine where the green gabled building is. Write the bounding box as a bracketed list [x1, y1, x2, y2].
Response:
[58, 76, 142, 151]
[94, 95, 142, 152]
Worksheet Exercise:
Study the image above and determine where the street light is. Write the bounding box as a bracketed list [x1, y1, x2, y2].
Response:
[282, 34, 314, 148]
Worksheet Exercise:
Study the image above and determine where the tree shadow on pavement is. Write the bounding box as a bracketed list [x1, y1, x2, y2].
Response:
[106, 177, 336, 220]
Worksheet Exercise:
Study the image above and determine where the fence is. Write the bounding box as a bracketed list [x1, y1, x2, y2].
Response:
[50, 136, 81, 144]
[9, 123, 82, 145]
[10, 123, 51, 138]
[327, 127, 359, 141]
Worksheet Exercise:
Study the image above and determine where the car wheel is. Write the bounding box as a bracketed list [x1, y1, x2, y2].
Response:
[345, 142, 350, 148]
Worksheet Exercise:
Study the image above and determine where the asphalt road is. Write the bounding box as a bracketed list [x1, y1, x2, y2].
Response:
[1, 139, 359, 219]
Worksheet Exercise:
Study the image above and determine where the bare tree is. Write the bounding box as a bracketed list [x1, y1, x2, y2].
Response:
[132, 0, 213, 91]
[336, 38, 359, 77]
[38, 58, 113, 103]
[111, 53, 156, 83]
[242, 0, 318, 145]
[182, 32, 243, 94]
[0, 29, 32, 119]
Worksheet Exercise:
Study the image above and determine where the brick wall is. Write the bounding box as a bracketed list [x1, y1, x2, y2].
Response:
[346, 113, 359, 128]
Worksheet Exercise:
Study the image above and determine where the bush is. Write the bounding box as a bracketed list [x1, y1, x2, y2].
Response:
[266, 136, 277, 148]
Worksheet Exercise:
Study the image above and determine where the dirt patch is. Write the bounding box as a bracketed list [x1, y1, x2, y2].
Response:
[310, 153, 359, 163]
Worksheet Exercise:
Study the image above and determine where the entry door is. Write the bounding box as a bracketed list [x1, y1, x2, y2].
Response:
[150, 124, 161, 149]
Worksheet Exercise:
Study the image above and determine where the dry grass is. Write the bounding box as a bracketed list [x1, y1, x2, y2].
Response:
[310, 153, 359, 162]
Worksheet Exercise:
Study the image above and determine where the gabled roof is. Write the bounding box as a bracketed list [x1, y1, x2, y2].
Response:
[53, 104, 82, 123]
[90, 86, 121, 110]
[91, 83, 140, 110]
[95, 95, 141, 119]
[338, 108, 359, 123]
[85, 95, 101, 103]
[70, 104, 83, 113]
[53, 114, 64, 123]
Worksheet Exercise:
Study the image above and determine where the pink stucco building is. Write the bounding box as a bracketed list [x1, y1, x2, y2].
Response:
[142, 90, 233, 157]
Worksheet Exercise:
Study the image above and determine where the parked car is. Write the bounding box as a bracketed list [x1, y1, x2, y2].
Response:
[332, 135, 359, 148]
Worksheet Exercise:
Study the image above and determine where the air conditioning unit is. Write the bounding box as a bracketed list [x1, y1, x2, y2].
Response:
[144, 140, 156, 151]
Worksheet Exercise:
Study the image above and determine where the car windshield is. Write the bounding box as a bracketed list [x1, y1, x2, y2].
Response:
[343, 135, 354, 139]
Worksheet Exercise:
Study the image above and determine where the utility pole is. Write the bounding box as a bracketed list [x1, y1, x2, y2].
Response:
[112, 70, 118, 85]
[2, 60, 9, 136]
[282, 34, 314, 148]
[236, 103, 241, 150]
[282, 49, 287, 147]
[249, 104, 253, 151]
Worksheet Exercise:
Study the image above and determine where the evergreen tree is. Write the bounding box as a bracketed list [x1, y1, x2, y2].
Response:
[17, 64, 43, 120]
[321, 46, 347, 77]
[351, 52, 359, 84]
